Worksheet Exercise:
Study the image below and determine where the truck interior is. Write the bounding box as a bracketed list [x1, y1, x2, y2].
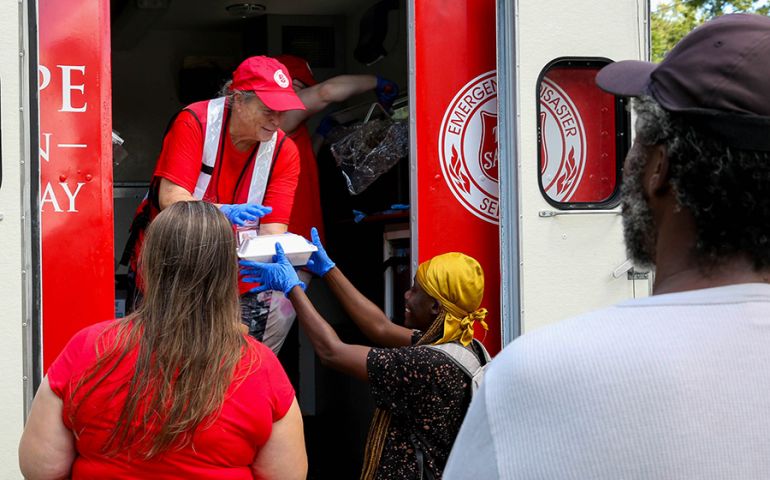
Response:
[110, 0, 410, 476]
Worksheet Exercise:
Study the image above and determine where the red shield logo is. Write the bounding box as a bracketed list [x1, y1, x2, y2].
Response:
[478, 111, 498, 181]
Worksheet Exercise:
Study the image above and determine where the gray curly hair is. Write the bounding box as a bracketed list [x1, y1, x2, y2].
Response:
[218, 80, 256, 106]
[630, 96, 770, 270]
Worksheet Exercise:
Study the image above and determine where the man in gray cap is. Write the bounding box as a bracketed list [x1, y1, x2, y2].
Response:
[444, 13, 770, 479]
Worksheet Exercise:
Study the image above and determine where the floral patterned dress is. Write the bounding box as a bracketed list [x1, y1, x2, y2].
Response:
[366, 333, 472, 479]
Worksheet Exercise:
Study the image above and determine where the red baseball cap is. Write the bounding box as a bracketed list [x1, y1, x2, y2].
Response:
[275, 54, 317, 87]
[231, 56, 306, 111]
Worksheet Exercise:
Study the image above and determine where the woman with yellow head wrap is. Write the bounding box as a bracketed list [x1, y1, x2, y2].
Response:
[241, 228, 490, 480]
[415, 252, 489, 347]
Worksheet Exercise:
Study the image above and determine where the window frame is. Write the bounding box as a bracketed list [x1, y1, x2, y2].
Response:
[536, 57, 630, 210]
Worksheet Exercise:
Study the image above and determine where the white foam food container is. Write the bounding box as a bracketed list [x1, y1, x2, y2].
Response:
[237, 232, 318, 266]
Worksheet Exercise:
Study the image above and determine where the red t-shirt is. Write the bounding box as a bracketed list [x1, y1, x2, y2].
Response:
[47, 320, 295, 480]
[154, 109, 300, 225]
[147, 107, 300, 294]
[288, 124, 325, 241]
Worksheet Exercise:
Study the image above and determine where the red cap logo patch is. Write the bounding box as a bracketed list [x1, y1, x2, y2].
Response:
[274, 69, 290, 88]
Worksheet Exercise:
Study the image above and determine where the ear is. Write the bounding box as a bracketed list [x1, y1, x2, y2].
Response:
[646, 144, 670, 195]
[430, 299, 441, 316]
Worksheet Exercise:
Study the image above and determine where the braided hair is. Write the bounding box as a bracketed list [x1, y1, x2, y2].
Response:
[359, 311, 448, 480]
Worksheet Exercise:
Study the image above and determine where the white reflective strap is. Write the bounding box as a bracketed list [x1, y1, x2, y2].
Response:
[193, 97, 226, 200]
[246, 131, 277, 206]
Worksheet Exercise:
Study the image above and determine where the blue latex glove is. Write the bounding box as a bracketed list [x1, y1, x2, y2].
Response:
[375, 76, 399, 109]
[352, 209, 367, 223]
[219, 203, 272, 227]
[305, 227, 336, 277]
[240, 243, 305, 295]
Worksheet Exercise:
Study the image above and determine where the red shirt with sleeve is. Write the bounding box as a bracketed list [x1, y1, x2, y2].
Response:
[133, 106, 300, 295]
[287, 123, 325, 241]
[154, 109, 300, 225]
[47, 320, 295, 480]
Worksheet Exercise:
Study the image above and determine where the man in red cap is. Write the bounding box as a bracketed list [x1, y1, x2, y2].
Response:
[124, 56, 306, 352]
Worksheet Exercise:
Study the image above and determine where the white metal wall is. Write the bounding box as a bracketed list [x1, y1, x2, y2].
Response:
[512, 0, 649, 334]
[0, 0, 28, 476]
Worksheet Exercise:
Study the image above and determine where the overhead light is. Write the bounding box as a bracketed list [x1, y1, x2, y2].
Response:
[226, 3, 266, 18]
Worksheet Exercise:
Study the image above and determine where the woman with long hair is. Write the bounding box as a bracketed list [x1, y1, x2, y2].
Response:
[19, 201, 307, 480]
[241, 228, 489, 479]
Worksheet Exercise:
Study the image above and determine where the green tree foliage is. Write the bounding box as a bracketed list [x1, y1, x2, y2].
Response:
[652, 0, 770, 61]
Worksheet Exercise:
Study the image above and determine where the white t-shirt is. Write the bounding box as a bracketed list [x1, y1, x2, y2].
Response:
[445, 283, 770, 479]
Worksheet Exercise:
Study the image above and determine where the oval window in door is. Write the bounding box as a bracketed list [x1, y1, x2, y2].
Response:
[537, 57, 629, 209]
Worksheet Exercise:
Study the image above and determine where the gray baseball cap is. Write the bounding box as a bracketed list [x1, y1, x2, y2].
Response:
[596, 13, 770, 151]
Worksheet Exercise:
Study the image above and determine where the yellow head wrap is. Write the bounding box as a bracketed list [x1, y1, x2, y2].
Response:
[415, 252, 488, 346]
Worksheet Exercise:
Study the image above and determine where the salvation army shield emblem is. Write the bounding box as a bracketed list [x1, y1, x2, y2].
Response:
[478, 111, 498, 182]
[438, 70, 499, 224]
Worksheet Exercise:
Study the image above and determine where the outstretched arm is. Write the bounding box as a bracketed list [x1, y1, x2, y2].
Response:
[287, 285, 371, 381]
[323, 267, 414, 347]
[239, 243, 371, 381]
[281, 75, 377, 133]
[159, 178, 276, 228]
[304, 228, 413, 347]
